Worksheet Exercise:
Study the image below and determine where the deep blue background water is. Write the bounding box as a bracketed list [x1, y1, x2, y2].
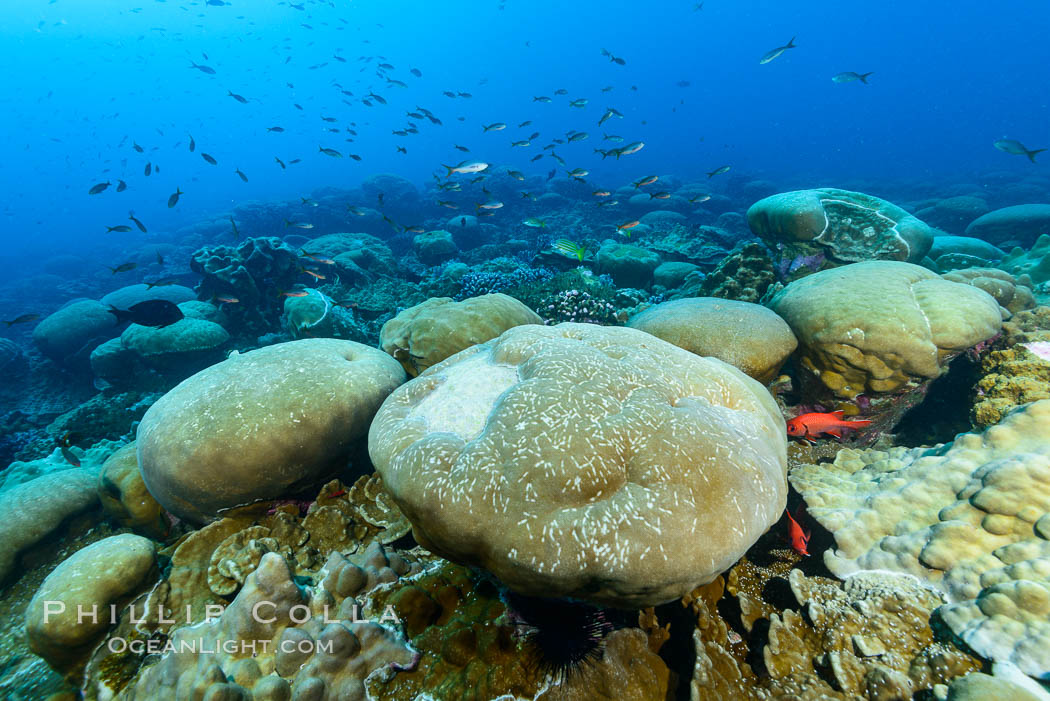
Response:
[1, 0, 1048, 269]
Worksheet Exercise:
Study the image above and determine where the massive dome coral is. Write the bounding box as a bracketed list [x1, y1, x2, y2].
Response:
[368, 322, 788, 608]
[769, 261, 1002, 398]
[138, 339, 406, 523]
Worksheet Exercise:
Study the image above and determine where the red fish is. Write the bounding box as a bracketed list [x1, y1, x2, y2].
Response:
[786, 410, 871, 443]
[786, 508, 810, 556]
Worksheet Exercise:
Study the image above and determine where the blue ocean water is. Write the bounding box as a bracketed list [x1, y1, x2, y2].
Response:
[4, 3, 1050, 699]
[1, 0, 1047, 279]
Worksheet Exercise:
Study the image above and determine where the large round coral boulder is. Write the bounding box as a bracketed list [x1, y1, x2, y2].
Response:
[369, 323, 788, 607]
[33, 299, 120, 363]
[138, 339, 406, 523]
[380, 294, 542, 377]
[769, 261, 1002, 398]
[26, 534, 155, 671]
[965, 204, 1050, 247]
[628, 298, 797, 383]
[748, 188, 934, 270]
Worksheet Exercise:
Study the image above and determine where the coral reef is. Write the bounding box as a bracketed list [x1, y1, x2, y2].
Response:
[190, 237, 300, 330]
[675, 242, 777, 303]
[369, 322, 787, 607]
[539, 287, 620, 325]
[790, 400, 1050, 679]
[95, 551, 417, 700]
[973, 305, 1050, 426]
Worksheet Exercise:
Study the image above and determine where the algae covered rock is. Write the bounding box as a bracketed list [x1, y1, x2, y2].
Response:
[25, 534, 155, 672]
[379, 293, 542, 377]
[628, 297, 797, 383]
[596, 242, 661, 288]
[137, 339, 406, 523]
[769, 261, 1002, 398]
[748, 188, 934, 278]
[369, 323, 787, 607]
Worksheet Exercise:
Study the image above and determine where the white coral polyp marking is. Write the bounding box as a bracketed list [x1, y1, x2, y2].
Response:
[408, 353, 518, 442]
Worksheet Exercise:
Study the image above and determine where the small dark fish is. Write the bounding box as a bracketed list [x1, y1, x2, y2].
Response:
[201, 153, 217, 165]
[108, 262, 137, 274]
[289, 158, 302, 164]
[60, 446, 81, 467]
[129, 214, 147, 232]
[227, 90, 248, 103]
[116, 180, 128, 192]
[3, 313, 40, 327]
[547, 168, 556, 181]
[167, 187, 183, 208]
[88, 181, 111, 195]
[530, 154, 543, 162]
[275, 156, 286, 169]
[294, 103, 304, 111]
[229, 216, 240, 240]
[235, 168, 248, 182]
[267, 126, 285, 132]
[106, 225, 133, 233]
[707, 165, 731, 178]
[348, 154, 362, 161]
[108, 300, 184, 328]
[455, 144, 470, 152]
[367, 92, 387, 105]
[188, 134, 196, 151]
[145, 277, 179, 289]
[410, 68, 422, 77]
[155, 251, 164, 265]
[396, 146, 407, 153]
[319, 146, 342, 158]
[144, 162, 152, 176]
[458, 92, 472, 98]
[190, 62, 216, 74]
[132, 142, 144, 153]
